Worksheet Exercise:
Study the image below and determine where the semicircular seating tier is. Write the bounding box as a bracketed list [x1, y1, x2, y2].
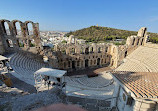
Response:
[9, 53, 49, 85]
[65, 72, 115, 99]
[115, 46, 158, 72]
[65, 73, 114, 90]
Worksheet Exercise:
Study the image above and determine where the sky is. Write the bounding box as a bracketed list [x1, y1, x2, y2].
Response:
[1, 0, 158, 33]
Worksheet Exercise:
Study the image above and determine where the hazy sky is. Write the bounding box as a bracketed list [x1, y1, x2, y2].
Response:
[1, 0, 158, 32]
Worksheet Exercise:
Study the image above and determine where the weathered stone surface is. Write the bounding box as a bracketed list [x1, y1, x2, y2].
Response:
[0, 19, 43, 55]
[0, 19, 149, 71]
[98, 100, 111, 107]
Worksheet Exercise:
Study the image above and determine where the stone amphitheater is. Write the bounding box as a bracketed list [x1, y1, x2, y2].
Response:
[0, 19, 158, 111]
[116, 46, 158, 72]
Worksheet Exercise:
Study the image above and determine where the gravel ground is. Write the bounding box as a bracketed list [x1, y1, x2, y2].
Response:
[0, 86, 62, 111]
[0, 73, 63, 111]
[6, 73, 36, 93]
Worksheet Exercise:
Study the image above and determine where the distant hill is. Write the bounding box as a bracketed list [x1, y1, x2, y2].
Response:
[65, 26, 158, 43]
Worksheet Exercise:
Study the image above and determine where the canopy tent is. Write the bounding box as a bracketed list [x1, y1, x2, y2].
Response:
[0, 55, 8, 61]
[34, 68, 67, 78]
[34, 68, 67, 92]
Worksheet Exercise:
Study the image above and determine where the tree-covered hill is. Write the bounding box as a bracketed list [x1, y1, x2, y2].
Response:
[65, 26, 158, 43]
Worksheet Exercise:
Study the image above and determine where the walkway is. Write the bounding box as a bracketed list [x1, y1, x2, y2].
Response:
[67, 67, 112, 76]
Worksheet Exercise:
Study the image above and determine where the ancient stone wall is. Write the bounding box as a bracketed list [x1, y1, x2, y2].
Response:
[54, 42, 115, 71]
[0, 19, 43, 55]
[116, 27, 149, 67]
[53, 27, 149, 70]
[0, 19, 150, 70]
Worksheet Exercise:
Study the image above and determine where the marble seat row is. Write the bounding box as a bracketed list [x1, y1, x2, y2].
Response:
[65, 74, 114, 91]
[116, 46, 158, 72]
[9, 53, 48, 72]
[9, 53, 49, 85]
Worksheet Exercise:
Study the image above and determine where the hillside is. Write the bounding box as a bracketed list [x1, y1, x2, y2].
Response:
[65, 26, 158, 43]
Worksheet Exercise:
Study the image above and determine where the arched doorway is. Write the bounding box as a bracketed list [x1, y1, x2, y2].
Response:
[111, 60, 114, 66]
[132, 38, 135, 45]
[137, 39, 139, 45]
[124, 51, 127, 58]
[85, 47, 89, 54]
[141, 39, 144, 45]
[6, 39, 13, 47]
[72, 61, 75, 69]
[26, 22, 33, 35]
[43, 56, 48, 63]
[98, 47, 101, 53]
[142, 28, 147, 37]
[85, 59, 89, 67]
[97, 58, 100, 66]
[90, 47, 93, 53]
[3, 22, 11, 35]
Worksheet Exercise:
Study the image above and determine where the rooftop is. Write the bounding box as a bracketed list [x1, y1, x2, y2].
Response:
[35, 68, 67, 78]
[0, 55, 8, 61]
[111, 71, 158, 99]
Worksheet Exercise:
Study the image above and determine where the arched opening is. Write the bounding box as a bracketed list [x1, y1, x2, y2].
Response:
[101, 59, 103, 64]
[6, 39, 13, 47]
[17, 39, 24, 47]
[124, 51, 127, 58]
[142, 28, 147, 37]
[13, 22, 22, 35]
[72, 61, 75, 69]
[43, 56, 49, 63]
[90, 47, 93, 53]
[85, 59, 89, 67]
[85, 47, 89, 54]
[64, 62, 66, 68]
[80, 48, 84, 54]
[81, 61, 83, 67]
[113, 47, 116, 53]
[61, 48, 66, 54]
[104, 59, 106, 63]
[90, 60, 93, 65]
[13, 22, 24, 47]
[27, 23, 33, 35]
[132, 38, 135, 45]
[94, 60, 96, 65]
[97, 58, 100, 66]
[68, 61, 70, 67]
[3, 22, 11, 35]
[111, 60, 114, 66]
[29, 39, 35, 47]
[70, 48, 75, 55]
[137, 39, 139, 45]
[105, 47, 108, 52]
[141, 39, 144, 45]
[77, 61, 80, 67]
[98, 47, 101, 53]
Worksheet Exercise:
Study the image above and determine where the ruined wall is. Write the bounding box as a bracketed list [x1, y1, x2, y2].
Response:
[54, 42, 113, 71]
[116, 27, 149, 67]
[0, 19, 43, 55]
[0, 26, 5, 54]
[0, 19, 150, 70]
[53, 27, 149, 71]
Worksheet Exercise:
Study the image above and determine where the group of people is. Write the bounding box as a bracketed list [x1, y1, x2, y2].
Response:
[0, 59, 12, 73]
[0, 59, 13, 87]
[43, 75, 66, 89]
